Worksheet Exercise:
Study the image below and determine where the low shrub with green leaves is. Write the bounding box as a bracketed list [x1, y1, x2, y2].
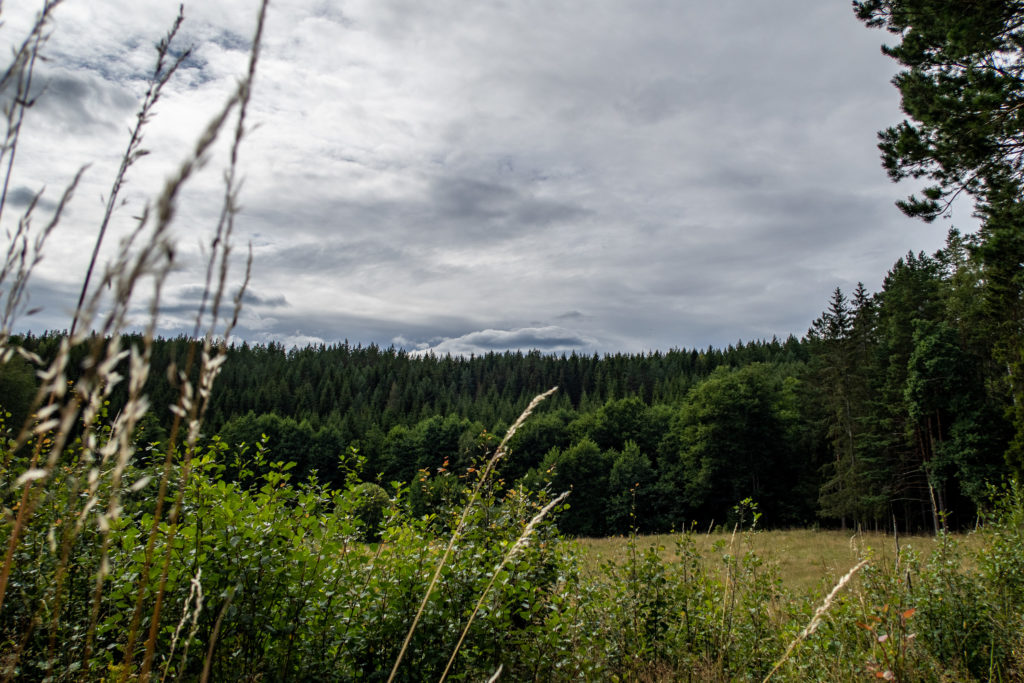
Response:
[2, 428, 586, 680]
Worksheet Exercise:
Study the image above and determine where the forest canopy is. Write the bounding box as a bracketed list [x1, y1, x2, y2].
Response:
[6, 229, 1015, 535]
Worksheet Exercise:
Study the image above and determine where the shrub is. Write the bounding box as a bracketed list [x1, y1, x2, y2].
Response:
[350, 481, 390, 541]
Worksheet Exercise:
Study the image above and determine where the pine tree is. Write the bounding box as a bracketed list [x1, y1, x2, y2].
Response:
[857, 0, 1024, 473]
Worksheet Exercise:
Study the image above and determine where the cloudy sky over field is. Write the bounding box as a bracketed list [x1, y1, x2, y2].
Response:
[1, 0, 972, 354]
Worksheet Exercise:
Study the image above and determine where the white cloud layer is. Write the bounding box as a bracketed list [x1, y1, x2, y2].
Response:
[410, 326, 600, 357]
[1, 1, 975, 354]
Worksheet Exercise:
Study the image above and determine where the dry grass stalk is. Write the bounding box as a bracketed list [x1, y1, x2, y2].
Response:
[161, 568, 204, 683]
[761, 558, 870, 683]
[70, 4, 191, 337]
[439, 490, 571, 682]
[131, 1, 268, 675]
[0, 0, 89, 620]
[387, 387, 559, 683]
[0, 1, 63, 225]
[0, 0, 267, 677]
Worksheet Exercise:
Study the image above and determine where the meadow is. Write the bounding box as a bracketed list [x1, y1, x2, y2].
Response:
[576, 528, 987, 593]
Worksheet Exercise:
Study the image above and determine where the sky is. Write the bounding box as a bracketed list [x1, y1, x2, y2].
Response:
[0, 0, 975, 355]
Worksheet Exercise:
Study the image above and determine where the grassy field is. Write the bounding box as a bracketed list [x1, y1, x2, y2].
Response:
[575, 528, 986, 594]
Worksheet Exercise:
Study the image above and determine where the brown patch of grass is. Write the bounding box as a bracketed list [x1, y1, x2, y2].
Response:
[574, 529, 985, 594]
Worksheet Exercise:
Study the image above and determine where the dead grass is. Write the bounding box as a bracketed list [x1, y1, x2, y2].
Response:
[574, 528, 985, 594]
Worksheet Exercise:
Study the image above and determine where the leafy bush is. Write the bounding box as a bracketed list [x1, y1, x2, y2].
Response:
[351, 481, 391, 542]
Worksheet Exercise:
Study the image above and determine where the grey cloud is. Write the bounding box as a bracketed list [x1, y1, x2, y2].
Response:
[433, 177, 517, 223]
[209, 30, 251, 52]
[240, 290, 289, 308]
[166, 285, 289, 313]
[246, 173, 588, 250]
[258, 239, 407, 274]
[7, 277, 82, 333]
[175, 51, 216, 88]
[5, 186, 56, 211]
[29, 70, 137, 129]
[232, 307, 479, 350]
[5, 0, 961, 356]
[427, 175, 589, 238]
[308, 3, 354, 27]
[614, 77, 691, 125]
[53, 55, 143, 85]
[250, 239, 467, 292]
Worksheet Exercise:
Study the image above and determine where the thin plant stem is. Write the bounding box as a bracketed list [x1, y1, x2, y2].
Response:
[119, 83, 247, 680]
[138, 2, 267, 674]
[199, 584, 237, 683]
[0, 1, 63, 227]
[70, 5, 191, 337]
[761, 559, 869, 683]
[0, 169, 85, 618]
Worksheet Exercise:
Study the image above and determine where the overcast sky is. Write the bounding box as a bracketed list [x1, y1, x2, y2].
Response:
[1, 0, 974, 355]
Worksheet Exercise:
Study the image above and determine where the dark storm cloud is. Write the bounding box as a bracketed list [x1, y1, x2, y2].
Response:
[240, 290, 289, 308]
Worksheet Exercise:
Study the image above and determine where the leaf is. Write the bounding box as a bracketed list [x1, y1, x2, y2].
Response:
[901, 607, 916, 620]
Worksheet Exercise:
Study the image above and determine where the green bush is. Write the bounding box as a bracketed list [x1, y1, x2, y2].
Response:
[350, 481, 391, 542]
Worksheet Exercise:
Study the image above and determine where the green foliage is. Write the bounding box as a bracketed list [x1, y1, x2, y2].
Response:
[853, 0, 1024, 220]
[606, 442, 657, 534]
[5, 411, 1024, 680]
[856, 0, 1024, 482]
[0, 430, 581, 680]
[539, 438, 612, 536]
[3, 0, 1024, 677]
[660, 364, 814, 527]
[350, 481, 390, 541]
[807, 235, 1014, 532]
[0, 354, 35, 429]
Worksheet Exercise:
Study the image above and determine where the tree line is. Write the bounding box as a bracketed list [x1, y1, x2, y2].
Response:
[4, 229, 1017, 535]
[5, 0, 1024, 537]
